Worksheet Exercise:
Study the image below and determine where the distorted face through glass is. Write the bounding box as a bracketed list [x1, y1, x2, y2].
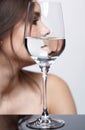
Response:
[25, 1, 65, 58]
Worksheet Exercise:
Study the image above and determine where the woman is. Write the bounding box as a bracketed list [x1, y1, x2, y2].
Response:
[0, 0, 77, 114]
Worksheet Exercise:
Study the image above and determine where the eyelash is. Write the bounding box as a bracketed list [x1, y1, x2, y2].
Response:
[32, 18, 39, 25]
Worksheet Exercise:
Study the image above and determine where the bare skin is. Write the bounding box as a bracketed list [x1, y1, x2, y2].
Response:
[0, 52, 76, 114]
[0, 4, 76, 114]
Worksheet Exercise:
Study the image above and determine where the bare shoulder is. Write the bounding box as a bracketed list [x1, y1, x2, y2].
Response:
[47, 74, 77, 114]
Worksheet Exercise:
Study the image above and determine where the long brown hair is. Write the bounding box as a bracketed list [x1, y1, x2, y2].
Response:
[0, 0, 34, 75]
[0, 0, 32, 40]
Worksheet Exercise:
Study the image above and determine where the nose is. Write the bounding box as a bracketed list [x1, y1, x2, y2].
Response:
[39, 21, 50, 37]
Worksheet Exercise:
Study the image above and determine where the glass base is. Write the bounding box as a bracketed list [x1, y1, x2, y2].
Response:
[27, 117, 65, 129]
[18, 115, 65, 129]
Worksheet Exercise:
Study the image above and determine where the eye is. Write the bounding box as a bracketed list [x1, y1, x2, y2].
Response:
[32, 18, 39, 25]
[32, 12, 40, 25]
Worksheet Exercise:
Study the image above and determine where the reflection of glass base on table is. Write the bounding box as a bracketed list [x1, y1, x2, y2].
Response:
[18, 115, 65, 130]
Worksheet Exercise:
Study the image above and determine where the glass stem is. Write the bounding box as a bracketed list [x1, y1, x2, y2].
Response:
[40, 65, 50, 117]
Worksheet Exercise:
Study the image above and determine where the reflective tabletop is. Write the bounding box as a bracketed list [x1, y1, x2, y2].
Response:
[0, 115, 85, 130]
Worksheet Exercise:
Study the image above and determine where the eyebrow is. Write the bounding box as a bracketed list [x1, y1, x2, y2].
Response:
[34, 12, 40, 17]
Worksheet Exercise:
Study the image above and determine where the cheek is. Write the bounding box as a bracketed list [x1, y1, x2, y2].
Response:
[31, 26, 40, 37]
[12, 24, 33, 60]
[12, 25, 24, 51]
[12, 30, 31, 60]
[14, 27, 24, 42]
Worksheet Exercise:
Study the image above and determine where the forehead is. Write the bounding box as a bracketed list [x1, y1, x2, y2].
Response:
[33, 1, 40, 12]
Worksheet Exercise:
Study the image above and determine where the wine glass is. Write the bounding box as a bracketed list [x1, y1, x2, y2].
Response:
[18, 0, 65, 129]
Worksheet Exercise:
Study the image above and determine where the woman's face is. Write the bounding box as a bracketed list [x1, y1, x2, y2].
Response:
[2, 2, 50, 66]
[30, 2, 50, 38]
